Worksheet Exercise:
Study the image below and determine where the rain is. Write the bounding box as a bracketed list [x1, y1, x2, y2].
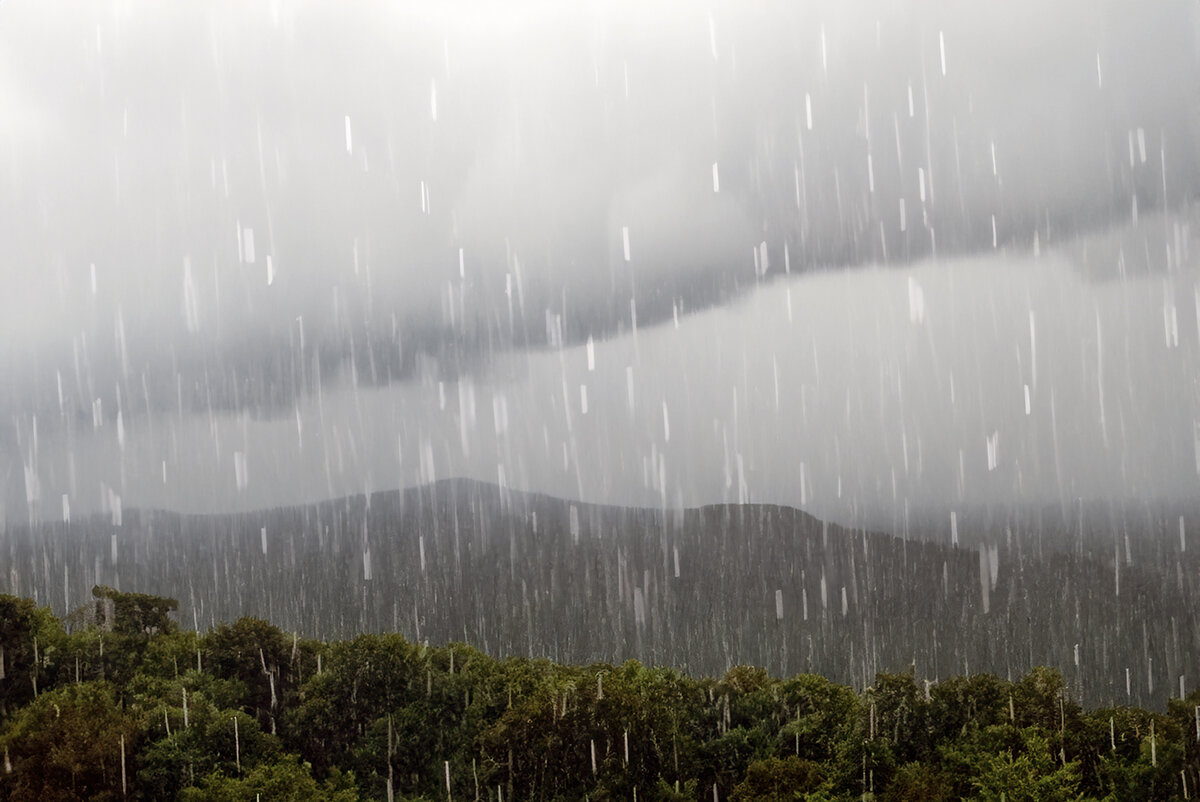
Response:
[2, 0, 1200, 717]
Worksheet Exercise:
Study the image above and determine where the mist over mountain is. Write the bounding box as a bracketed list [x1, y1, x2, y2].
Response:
[5, 5, 1200, 770]
[4, 1, 1200, 526]
[7, 208, 1199, 529]
[3, 479, 1198, 709]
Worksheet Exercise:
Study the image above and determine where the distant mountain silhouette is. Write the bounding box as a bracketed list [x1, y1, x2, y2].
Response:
[3, 478, 1197, 708]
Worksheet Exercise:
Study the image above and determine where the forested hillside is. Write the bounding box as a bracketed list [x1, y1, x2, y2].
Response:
[2, 587, 1199, 801]
[3, 480, 1198, 708]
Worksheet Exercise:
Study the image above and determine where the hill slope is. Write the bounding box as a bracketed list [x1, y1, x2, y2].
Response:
[3, 478, 1197, 707]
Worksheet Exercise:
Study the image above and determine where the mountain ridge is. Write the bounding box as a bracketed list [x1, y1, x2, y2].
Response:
[2, 478, 1197, 708]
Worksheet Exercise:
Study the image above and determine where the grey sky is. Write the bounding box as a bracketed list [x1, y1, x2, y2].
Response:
[12, 211, 1200, 527]
[2, 0, 1199, 521]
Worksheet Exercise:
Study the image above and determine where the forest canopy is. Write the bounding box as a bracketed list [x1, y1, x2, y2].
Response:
[1, 589, 1198, 801]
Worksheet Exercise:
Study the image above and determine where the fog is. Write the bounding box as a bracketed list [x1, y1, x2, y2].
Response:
[10, 209, 1198, 527]
[3, 0, 1199, 522]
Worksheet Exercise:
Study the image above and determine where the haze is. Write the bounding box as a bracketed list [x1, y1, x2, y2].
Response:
[2, 0, 1199, 524]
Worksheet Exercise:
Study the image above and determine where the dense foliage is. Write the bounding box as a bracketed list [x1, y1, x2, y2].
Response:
[1, 589, 1198, 801]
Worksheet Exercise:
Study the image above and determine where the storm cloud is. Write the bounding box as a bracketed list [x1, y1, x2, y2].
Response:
[2, 0, 1199, 521]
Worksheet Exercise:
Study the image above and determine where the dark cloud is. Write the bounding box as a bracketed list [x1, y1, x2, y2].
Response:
[2, 0, 1198, 520]
[9, 214, 1200, 525]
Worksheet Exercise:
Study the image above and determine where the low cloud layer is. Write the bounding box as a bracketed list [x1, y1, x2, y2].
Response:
[2, 1, 1199, 520]
[9, 212, 1200, 524]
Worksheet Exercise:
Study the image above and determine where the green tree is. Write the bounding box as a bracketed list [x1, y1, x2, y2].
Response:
[881, 761, 954, 801]
[968, 728, 1081, 802]
[777, 673, 862, 763]
[90, 585, 178, 637]
[1168, 690, 1200, 799]
[0, 681, 137, 801]
[0, 595, 65, 722]
[704, 727, 777, 798]
[653, 776, 700, 800]
[865, 670, 928, 764]
[285, 632, 427, 783]
[934, 723, 1022, 799]
[56, 588, 183, 691]
[179, 753, 358, 801]
[1092, 714, 1186, 802]
[1012, 666, 1077, 733]
[730, 755, 826, 801]
[203, 616, 304, 731]
[927, 673, 1013, 742]
[133, 686, 281, 799]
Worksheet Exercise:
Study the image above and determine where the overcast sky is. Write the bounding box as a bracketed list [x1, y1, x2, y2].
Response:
[2, 0, 1199, 524]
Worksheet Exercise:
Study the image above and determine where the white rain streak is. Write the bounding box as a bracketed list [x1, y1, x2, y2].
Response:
[1163, 289, 1179, 348]
[1194, 421, 1200, 477]
[907, 277, 925, 323]
[493, 393, 508, 437]
[0, 8, 1196, 717]
[819, 24, 827, 74]
[978, 548, 990, 614]
[234, 451, 248, 491]
[1028, 311, 1038, 389]
[242, 227, 255, 264]
[182, 258, 201, 333]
